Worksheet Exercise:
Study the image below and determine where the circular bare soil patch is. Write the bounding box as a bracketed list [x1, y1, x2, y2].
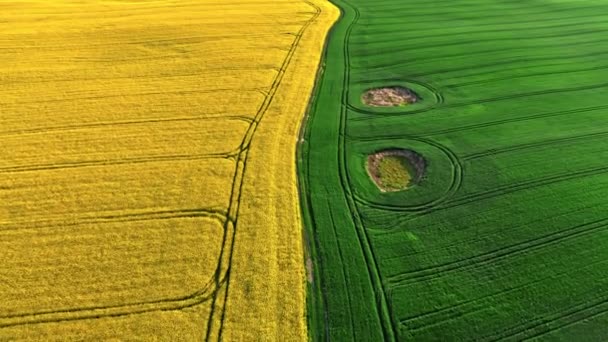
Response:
[362, 86, 419, 107]
[366, 149, 426, 192]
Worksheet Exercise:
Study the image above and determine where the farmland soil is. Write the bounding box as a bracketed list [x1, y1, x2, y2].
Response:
[362, 86, 419, 106]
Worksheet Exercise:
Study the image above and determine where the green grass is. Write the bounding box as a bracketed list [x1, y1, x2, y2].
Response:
[298, 0, 608, 340]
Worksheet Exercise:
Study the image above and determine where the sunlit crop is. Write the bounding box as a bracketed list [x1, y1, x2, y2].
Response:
[0, 0, 338, 339]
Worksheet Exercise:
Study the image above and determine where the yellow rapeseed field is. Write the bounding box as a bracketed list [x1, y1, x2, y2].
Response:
[0, 0, 338, 340]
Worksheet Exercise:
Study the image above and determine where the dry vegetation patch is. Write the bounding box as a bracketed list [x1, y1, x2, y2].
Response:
[366, 149, 426, 192]
[362, 86, 419, 107]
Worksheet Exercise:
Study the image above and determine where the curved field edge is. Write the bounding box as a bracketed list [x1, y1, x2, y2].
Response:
[297, 1, 391, 340]
[296, 2, 341, 339]
[219, 0, 341, 340]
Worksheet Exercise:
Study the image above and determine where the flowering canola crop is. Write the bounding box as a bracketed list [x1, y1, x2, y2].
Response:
[0, 0, 338, 339]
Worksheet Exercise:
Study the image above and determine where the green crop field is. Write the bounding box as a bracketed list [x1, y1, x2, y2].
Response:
[299, 0, 608, 340]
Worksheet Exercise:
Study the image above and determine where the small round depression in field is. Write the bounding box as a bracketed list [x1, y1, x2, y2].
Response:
[366, 149, 426, 192]
[362, 86, 419, 107]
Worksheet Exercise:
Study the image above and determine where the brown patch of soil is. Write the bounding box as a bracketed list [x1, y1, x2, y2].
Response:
[367, 149, 426, 192]
[306, 257, 314, 283]
[362, 86, 419, 107]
